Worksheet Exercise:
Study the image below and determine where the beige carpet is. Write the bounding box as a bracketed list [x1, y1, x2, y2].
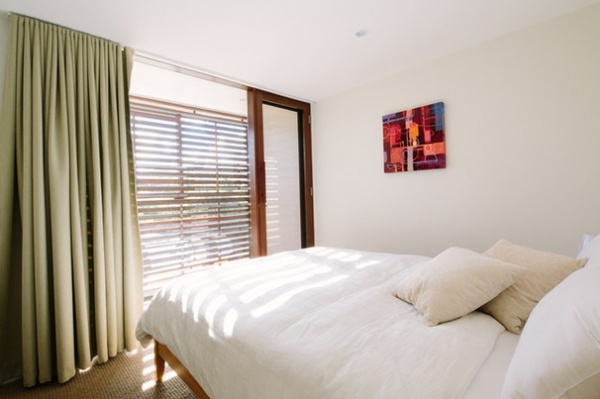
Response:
[0, 344, 196, 398]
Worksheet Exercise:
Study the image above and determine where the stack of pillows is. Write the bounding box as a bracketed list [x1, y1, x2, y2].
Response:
[395, 239, 586, 332]
[396, 237, 600, 399]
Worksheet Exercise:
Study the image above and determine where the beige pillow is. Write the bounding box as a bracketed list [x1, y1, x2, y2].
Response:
[480, 239, 587, 334]
[395, 247, 525, 326]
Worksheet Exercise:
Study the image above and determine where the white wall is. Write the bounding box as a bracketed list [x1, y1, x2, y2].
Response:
[312, 4, 600, 257]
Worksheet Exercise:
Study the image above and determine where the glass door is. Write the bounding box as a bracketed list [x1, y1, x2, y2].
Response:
[263, 104, 302, 255]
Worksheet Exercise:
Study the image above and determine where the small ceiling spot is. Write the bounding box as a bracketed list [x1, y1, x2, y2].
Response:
[355, 29, 368, 38]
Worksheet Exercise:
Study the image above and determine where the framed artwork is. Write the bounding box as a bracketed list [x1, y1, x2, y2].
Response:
[382, 101, 445, 173]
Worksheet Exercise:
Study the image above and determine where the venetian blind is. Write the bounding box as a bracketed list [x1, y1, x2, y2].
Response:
[130, 101, 251, 299]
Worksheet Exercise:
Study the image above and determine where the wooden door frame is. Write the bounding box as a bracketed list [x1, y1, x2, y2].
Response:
[247, 89, 314, 257]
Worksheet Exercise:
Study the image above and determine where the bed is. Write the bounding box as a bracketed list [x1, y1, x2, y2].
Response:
[136, 238, 600, 399]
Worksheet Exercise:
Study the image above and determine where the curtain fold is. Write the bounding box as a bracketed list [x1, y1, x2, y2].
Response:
[0, 14, 143, 387]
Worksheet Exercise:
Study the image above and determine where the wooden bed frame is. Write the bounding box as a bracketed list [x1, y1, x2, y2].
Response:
[154, 339, 210, 399]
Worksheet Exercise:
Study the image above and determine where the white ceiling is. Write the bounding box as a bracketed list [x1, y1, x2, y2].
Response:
[1, 0, 599, 102]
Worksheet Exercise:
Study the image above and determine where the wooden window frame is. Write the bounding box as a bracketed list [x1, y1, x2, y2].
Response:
[130, 96, 252, 299]
[133, 55, 314, 259]
[247, 89, 314, 257]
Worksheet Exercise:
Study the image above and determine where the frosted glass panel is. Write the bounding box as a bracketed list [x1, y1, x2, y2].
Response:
[263, 104, 301, 255]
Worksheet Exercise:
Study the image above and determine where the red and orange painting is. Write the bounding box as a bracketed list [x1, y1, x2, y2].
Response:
[382, 102, 445, 173]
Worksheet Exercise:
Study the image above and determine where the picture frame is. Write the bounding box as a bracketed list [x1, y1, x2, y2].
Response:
[382, 102, 445, 173]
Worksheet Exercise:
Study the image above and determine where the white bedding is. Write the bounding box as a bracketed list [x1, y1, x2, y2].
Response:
[464, 331, 519, 398]
[136, 247, 508, 399]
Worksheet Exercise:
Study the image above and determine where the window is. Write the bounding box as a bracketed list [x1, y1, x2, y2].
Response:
[131, 98, 251, 299]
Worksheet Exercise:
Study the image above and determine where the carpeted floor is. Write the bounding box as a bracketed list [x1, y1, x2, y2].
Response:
[0, 344, 196, 398]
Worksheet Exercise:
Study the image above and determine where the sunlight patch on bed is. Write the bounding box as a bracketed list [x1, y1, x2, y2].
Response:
[307, 247, 336, 256]
[327, 251, 349, 260]
[191, 283, 220, 322]
[223, 308, 239, 337]
[340, 253, 363, 262]
[205, 294, 228, 331]
[231, 260, 315, 290]
[326, 250, 364, 262]
[238, 265, 331, 303]
[222, 254, 303, 282]
[251, 274, 348, 317]
[166, 278, 198, 303]
[180, 287, 192, 313]
[355, 260, 381, 269]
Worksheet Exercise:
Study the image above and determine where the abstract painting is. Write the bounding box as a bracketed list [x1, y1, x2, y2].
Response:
[382, 102, 445, 173]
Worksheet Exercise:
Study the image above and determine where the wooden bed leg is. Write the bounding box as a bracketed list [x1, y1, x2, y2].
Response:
[154, 341, 166, 382]
[152, 338, 211, 398]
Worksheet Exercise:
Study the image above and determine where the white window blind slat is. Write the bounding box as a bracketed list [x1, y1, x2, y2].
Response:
[131, 103, 251, 300]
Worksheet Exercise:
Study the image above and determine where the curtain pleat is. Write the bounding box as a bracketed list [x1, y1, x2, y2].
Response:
[121, 48, 142, 349]
[0, 13, 22, 386]
[0, 14, 143, 387]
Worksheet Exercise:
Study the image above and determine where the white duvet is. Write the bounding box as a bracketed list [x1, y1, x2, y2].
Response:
[136, 247, 505, 399]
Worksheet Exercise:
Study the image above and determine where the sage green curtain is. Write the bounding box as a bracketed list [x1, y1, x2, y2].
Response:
[0, 14, 143, 387]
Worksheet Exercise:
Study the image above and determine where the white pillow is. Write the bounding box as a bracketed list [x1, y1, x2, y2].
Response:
[578, 233, 600, 269]
[480, 239, 587, 334]
[500, 265, 600, 399]
[395, 247, 525, 326]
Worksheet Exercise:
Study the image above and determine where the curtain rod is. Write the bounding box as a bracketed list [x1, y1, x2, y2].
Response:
[7, 12, 124, 47]
[134, 51, 313, 105]
[134, 51, 248, 91]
